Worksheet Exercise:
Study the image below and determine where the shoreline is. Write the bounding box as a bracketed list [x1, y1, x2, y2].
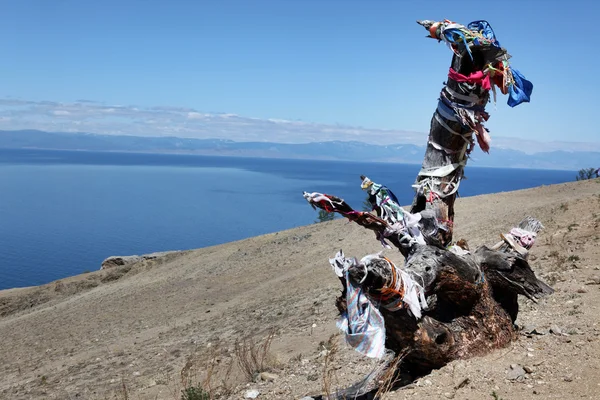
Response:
[0, 179, 593, 294]
[1, 178, 599, 399]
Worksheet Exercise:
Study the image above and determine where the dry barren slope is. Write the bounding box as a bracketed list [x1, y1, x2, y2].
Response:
[1, 179, 599, 400]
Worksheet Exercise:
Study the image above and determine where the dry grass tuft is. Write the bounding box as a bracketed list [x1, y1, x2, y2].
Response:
[375, 350, 408, 399]
[179, 345, 235, 399]
[234, 329, 278, 382]
[321, 334, 340, 399]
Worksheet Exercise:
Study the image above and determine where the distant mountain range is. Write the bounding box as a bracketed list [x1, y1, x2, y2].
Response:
[1, 129, 598, 171]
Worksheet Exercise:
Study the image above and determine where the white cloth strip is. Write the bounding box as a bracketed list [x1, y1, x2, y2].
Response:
[444, 86, 480, 104]
[434, 113, 469, 138]
[418, 162, 464, 178]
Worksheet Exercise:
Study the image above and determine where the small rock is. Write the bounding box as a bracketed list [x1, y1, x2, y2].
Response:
[523, 366, 534, 374]
[100, 251, 179, 270]
[245, 389, 260, 399]
[318, 350, 330, 358]
[133, 371, 140, 377]
[424, 379, 432, 386]
[101, 255, 142, 270]
[522, 325, 546, 336]
[550, 325, 563, 335]
[577, 288, 588, 293]
[443, 392, 454, 399]
[454, 377, 470, 389]
[521, 324, 536, 333]
[299, 397, 314, 400]
[259, 372, 278, 382]
[587, 276, 600, 285]
[507, 364, 526, 380]
[563, 375, 573, 382]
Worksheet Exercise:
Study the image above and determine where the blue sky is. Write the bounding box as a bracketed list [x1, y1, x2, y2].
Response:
[1, 0, 598, 150]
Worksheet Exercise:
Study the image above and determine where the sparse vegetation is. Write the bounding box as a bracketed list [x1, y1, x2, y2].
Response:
[119, 377, 129, 400]
[321, 334, 340, 399]
[575, 167, 598, 181]
[491, 390, 504, 400]
[548, 250, 569, 271]
[234, 330, 278, 381]
[315, 209, 336, 223]
[559, 203, 569, 212]
[375, 350, 408, 398]
[179, 344, 235, 400]
[181, 385, 210, 400]
[567, 255, 580, 262]
[567, 223, 579, 232]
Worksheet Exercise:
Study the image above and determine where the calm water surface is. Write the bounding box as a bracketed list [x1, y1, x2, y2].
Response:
[0, 149, 576, 289]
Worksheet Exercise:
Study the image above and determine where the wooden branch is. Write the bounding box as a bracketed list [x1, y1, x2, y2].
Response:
[302, 191, 414, 256]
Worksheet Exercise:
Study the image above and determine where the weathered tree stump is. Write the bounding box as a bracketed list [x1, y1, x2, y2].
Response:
[303, 19, 546, 398]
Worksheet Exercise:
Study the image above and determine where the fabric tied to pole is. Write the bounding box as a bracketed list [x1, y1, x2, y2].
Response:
[398, 269, 428, 318]
[336, 270, 386, 359]
[371, 256, 428, 318]
[362, 178, 426, 246]
[448, 68, 491, 90]
[467, 20, 500, 47]
[436, 100, 458, 122]
[509, 227, 536, 249]
[418, 162, 464, 178]
[507, 69, 533, 107]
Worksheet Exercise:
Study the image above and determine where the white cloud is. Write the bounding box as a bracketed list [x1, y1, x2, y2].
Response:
[0, 98, 598, 153]
[187, 112, 205, 119]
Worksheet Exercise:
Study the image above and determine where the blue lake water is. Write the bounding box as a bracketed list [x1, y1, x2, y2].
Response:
[0, 148, 576, 290]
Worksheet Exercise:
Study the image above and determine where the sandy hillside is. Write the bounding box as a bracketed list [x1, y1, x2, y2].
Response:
[1, 179, 600, 400]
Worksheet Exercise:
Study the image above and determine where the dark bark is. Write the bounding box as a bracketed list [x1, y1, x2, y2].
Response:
[335, 225, 550, 379]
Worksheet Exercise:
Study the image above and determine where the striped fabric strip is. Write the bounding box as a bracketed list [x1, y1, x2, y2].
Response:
[336, 271, 386, 359]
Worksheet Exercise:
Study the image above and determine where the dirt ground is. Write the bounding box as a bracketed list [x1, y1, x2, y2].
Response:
[1, 178, 599, 400]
